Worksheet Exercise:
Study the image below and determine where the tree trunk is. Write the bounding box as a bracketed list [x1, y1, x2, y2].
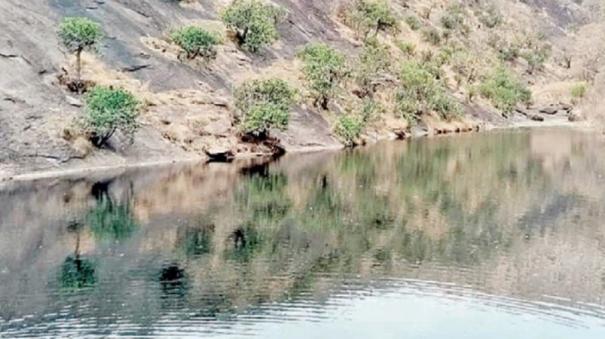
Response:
[76, 48, 83, 94]
[237, 27, 249, 45]
[320, 96, 329, 110]
[91, 128, 116, 148]
[76, 48, 82, 82]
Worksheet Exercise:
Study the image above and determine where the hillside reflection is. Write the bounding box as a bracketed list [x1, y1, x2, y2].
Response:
[1, 129, 605, 337]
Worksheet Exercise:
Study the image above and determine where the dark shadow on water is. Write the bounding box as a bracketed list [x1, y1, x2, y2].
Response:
[159, 263, 188, 299]
[239, 162, 271, 177]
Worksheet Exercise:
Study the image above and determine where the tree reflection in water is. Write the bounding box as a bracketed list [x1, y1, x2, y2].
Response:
[58, 180, 139, 291]
[176, 224, 215, 257]
[87, 182, 138, 242]
[59, 221, 96, 290]
[59, 255, 96, 290]
[5, 130, 604, 337]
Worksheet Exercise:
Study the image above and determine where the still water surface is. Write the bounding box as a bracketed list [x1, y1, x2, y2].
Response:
[2, 129, 605, 338]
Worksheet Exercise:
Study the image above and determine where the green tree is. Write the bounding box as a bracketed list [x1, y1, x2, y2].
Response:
[397, 61, 438, 117]
[171, 26, 219, 60]
[355, 38, 392, 97]
[479, 67, 531, 114]
[58, 17, 103, 88]
[348, 0, 398, 38]
[396, 61, 461, 123]
[221, 0, 285, 52]
[234, 79, 297, 137]
[334, 115, 364, 147]
[299, 43, 349, 109]
[83, 86, 140, 147]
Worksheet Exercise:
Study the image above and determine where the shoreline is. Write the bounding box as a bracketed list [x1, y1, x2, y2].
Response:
[0, 119, 592, 185]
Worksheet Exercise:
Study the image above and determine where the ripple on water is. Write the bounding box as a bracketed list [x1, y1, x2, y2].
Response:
[3, 129, 605, 337]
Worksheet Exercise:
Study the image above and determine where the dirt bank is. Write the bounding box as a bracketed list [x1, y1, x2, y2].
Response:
[2, 119, 590, 186]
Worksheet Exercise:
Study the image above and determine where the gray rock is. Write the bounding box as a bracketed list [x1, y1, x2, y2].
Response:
[66, 96, 83, 107]
[540, 106, 559, 115]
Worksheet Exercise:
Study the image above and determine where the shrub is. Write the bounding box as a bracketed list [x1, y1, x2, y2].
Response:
[360, 98, 383, 122]
[396, 61, 461, 123]
[436, 45, 457, 65]
[355, 38, 392, 97]
[405, 15, 421, 31]
[399, 61, 436, 96]
[478, 5, 503, 28]
[83, 86, 140, 147]
[430, 92, 463, 120]
[397, 41, 416, 56]
[334, 115, 364, 147]
[419, 51, 444, 79]
[479, 67, 531, 113]
[420, 5, 434, 20]
[58, 17, 103, 86]
[221, 0, 285, 52]
[171, 26, 219, 60]
[497, 43, 521, 62]
[466, 84, 479, 103]
[450, 50, 479, 86]
[570, 82, 588, 102]
[299, 43, 349, 109]
[347, 0, 398, 38]
[422, 28, 442, 45]
[441, 13, 462, 31]
[522, 45, 550, 74]
[440, 5, 468, 33]
[234, 79, 297, 137]
[396, 61, 438, 123]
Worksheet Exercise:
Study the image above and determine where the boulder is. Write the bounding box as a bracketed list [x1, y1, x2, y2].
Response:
[540, 106, 559, 115]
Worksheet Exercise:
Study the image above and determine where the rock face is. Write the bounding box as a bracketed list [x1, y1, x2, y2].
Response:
[0, 0, 601, 176]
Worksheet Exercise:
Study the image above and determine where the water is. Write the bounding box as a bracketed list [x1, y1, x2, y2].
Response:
[2, 128, 605, 338]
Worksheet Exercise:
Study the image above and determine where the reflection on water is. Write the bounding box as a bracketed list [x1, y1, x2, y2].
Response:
[2, 129, 605, 338]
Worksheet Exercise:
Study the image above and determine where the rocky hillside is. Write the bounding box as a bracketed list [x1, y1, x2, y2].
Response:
[0, 0, 603, 177]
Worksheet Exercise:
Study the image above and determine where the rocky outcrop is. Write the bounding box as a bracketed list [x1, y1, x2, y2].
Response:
[0, 0, 601, 177]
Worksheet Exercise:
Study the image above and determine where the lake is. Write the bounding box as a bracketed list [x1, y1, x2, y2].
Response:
[2, 128, 605, 338]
